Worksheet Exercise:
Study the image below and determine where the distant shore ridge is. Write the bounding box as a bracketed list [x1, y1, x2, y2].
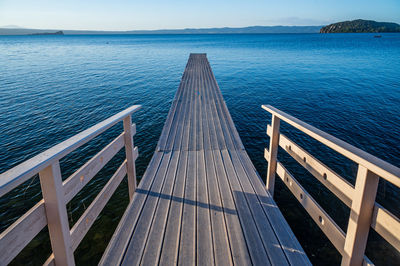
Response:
[1, 19, 400, 35]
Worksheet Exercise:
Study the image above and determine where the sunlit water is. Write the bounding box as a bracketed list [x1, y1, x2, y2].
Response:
[1, 34, 399, 265]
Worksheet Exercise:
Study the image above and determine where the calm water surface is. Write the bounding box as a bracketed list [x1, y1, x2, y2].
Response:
[1, 34, 399, 265]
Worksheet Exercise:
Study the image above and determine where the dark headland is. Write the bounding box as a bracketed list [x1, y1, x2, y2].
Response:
[320, 19, 400, 33]
[30, 30, 64, 35]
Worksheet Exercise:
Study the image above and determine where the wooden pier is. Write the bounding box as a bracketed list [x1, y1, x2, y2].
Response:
[1, 53, 399, 265]
[100, 53, 309, 265]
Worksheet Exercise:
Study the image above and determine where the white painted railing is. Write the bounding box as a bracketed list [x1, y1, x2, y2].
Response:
[263, 105, 400, 266]
[0, 105, 141, 265]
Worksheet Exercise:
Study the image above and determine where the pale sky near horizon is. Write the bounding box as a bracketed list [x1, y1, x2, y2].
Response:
[0, 0, 399, 30]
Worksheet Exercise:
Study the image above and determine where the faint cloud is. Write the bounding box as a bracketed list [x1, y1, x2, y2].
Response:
[0, 25, 24, 28]
[257, 17, 332, 26]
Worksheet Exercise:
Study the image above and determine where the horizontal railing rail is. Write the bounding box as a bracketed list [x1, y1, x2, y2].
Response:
[262, 104, 400, 266]
[0, 104, 141, 265]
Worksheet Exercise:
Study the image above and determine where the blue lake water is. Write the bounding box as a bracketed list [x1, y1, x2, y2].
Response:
[0, 34, 399, 265]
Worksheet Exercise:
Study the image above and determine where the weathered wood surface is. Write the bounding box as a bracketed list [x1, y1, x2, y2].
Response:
[101, 54, 310, 265]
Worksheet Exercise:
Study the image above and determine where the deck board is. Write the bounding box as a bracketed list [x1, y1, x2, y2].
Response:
[101, 54, 310, 265]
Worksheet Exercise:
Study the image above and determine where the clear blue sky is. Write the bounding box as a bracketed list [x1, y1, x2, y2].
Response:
[1, 0, 399, 30]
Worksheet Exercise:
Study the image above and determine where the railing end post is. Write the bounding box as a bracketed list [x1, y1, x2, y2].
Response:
[39, 161, 75, 266]
[266, 114, 280, 196]
[123, 115, 137, 200]
[342, 165, 379, 266]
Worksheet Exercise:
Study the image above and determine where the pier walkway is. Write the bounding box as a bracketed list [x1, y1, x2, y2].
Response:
[100, 54, 310, 265]
[2, 53, 399, 265]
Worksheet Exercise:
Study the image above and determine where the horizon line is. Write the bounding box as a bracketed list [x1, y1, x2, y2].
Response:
[0, 24, 326, 32]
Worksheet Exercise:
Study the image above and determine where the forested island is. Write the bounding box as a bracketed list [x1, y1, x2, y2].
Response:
[320, 19, 400, 33]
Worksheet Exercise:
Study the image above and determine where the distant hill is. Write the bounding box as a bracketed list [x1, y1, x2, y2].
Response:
[320, 19, 400, 33]
[125, 26, 322, 34]
[0, 25, 322, 35]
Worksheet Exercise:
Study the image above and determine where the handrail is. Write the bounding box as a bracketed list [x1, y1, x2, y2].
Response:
[0, 105, 141, 197]
[262, 105, 400, 265]
[0, 105, 141, 265]
[266, 124, 354, 207]
[262, 105, 400, 188]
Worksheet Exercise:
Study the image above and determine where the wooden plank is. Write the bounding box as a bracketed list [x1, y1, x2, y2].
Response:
[196, 151, 214, 265]
[171, 72, 191, 151]
[203, 65, 219, 150]
[211, 88, 235, 150]
[201, 57, 234, 264]
[205, 64, 226, 150]
[209, 86, 287, 264]
[262, 105, 400, 187]
[121, 151, 172, 265]
[164, 75, 189, 151]
[156, 66, 188, 151]
[0, 200, 47, 265]
[180, 62, 195, 151]
[63, 132, 125, 203]
[0, 105, 141, 197]
[178, 150, 197, 265]
[212, 150, 251, 265]
[204, 57, 222, 102]
[39, 161, 75, 266]
[99, 151, 163, 265]
[228, 149, 288, 264]
[210, 72, 230, 150]
[206, 68, 238, 151]
[200, 62, 211, 151]
[169, 54, 193, 147]
[156, 97, 179, 150]
[210, 63, 224, 101]
[189, 61, 198, 151]
[221, 99, 245, 150]
[139, 151, 181, 265]
[239, 149, 311, 265]
[204, 150, 233, 265]
[70, 161, 127, 251]
[220, 150, 271, 265]
[218, 100, 245, 150]
[196, 61, 204, 151]
[159, 151, 189, 264]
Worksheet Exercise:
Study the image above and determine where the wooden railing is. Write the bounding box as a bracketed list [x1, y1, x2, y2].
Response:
[262, 105, 400, 266]
[0, 105, 141, 265]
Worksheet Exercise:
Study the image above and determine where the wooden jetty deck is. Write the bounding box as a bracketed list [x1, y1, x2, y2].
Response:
[2, 53, 399, 266]
[100, 53, 309, 265]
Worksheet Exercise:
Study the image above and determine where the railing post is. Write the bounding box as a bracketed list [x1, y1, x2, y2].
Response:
[342, 165, 379, 266]
[266, 114, 280, 196]
[39, 161, 75, 266]
[123, 115, 137, 200]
